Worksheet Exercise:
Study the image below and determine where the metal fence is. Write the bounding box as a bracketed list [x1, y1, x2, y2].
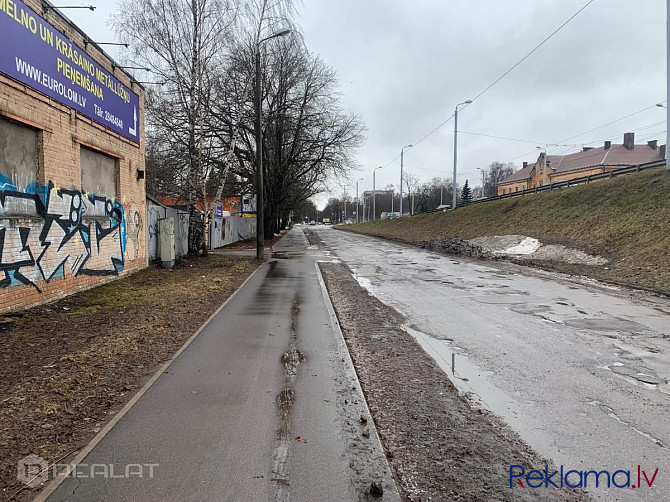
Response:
[461, 159, 667, 208]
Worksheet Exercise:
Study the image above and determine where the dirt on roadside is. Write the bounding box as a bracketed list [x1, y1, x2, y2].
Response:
[0, 254, 258, 502]
[319, 260, 591, 502]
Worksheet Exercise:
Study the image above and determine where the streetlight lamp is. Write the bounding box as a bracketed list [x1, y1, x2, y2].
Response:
[372, 166, 382, 221]
[400, 144, 413, 215]
[255, 28, 290, 260]
[355, 177, 364, 223]
[452, 100, 472, 210]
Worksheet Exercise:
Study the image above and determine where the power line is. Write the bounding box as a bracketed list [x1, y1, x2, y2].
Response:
[497, 102, 666, 164]
[411, 112, 455, 148]
[555, 103, 664, 144]
[553, 120, 666, 155]
[467, 0, 597, 107]
[376, 0, 597, 170]
[459, 131, 578, 147]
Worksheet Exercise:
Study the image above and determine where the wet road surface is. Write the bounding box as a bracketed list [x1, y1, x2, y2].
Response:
[48, 228, 398, 502]
[314, 226, 670, 502]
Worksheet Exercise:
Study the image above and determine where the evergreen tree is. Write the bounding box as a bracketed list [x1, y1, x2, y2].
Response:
[461, 179, 473, 205]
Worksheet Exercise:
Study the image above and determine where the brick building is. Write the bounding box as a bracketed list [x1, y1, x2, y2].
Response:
[497, 133, 665, 195]
[1, 0, 146, 312]
[155, 195, 256, 216]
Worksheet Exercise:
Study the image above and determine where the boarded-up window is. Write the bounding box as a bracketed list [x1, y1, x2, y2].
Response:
[0, 117, 38, 189]
[81, 147, 116, 197]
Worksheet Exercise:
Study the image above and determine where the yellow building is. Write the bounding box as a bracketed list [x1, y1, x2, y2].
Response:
[497, 133, 664, 196]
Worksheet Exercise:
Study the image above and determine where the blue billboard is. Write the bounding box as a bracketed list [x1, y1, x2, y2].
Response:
[0, 0, 140, 143]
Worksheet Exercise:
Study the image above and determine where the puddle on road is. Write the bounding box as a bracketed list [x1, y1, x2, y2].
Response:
[472, 296, 529, 305]
[565, 318, 647, 332]
[272, 293, 305, 499]
[404, 325, 502, 409]
[510, 304, 552, 315]
[403, 325, 558, 462]
[354, 276, 374, 294]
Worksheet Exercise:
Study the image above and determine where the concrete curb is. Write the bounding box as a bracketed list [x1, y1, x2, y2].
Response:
[314, 262, 401, 501]
[32, 264, 266, 502]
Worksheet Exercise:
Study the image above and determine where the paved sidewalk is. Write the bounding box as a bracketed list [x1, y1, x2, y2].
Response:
[46, 228, 397, 502]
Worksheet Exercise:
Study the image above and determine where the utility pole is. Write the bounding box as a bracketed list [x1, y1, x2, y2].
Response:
[537, 146, 547, 185]
[356, 178, 363, 223]
[254, 29, 290, 260]
[254, 48, 263, 259]
[373, 166, 382, 221]
[400, 144, 412, 215]
[477, 167, 485, 198]
[453, 100, 472, 210]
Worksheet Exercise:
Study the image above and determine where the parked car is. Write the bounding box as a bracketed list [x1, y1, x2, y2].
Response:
[309, 220, 316, 225]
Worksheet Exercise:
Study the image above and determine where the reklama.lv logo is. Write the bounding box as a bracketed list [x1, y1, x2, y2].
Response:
[510, 465, 658, 489]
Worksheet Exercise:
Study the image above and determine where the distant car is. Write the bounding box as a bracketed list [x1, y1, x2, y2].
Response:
[435, 204, 452, 211]
[309, 220, 316, 225]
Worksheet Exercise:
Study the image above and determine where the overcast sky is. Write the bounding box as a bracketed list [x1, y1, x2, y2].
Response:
[64, 0, 666, 205]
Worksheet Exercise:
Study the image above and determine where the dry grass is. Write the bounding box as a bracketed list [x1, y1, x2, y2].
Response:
[340, 169, 670, 294]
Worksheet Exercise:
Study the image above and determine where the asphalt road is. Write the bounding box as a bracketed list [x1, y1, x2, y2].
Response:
[313, 226, 670, 502]
[47, 228, 398, 502]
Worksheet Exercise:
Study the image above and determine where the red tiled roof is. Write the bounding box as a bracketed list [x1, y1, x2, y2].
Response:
[155, 196, 243, 212]
[499, 142, 663, 185]
[499, 164, 534, 184]
[547, 144, 663, 176]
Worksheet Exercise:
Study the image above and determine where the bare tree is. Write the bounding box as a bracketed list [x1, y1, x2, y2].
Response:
[402, 172, 420, 214]
[211, 38, 364, 237]
[483, 161, 516, 198]
[115, 0, 237, 253]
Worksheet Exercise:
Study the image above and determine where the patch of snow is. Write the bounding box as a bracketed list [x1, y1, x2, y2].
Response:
[502, 237, 541, 255]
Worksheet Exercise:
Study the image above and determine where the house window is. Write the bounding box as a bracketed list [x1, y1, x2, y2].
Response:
[81, 146, 117, 197]
[0, 117, 38, 188]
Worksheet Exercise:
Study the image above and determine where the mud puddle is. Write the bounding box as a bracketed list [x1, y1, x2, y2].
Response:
[404, 325, 561, 465]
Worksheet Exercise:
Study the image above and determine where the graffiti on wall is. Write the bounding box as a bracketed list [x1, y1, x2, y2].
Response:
[123, 201, 143, 261]
[0, 176, 139, 293]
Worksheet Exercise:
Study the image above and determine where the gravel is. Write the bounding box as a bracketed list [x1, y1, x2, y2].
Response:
[319, 260, 591, 502]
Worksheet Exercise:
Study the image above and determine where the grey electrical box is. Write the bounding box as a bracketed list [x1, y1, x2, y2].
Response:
[159, 217, 175, 269]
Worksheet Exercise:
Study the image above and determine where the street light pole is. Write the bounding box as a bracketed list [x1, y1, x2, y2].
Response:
[373, 166, 382, 221]
[453, 100, 472, 210]
[536, 146, 547, 185]
[356, 177, 364, 223]
[255, 29, 290, 260]
[658, 102, 669, 169]
[400, 144, 412, 215]
[477, 167, 485, 198]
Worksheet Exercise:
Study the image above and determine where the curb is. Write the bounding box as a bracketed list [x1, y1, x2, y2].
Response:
[314, 262, 401, 501]
[32, 264, 265, 502]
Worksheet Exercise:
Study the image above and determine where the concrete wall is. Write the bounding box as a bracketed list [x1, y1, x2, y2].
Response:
[1, 0, 146, 313]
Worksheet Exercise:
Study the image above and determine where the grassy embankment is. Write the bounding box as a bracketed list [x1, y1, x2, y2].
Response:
[339, 169, 670, 295]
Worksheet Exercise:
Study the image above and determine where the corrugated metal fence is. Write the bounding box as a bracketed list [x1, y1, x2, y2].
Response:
[147, 200, 256, 261]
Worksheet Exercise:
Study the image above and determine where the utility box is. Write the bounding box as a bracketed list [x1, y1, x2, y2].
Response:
[159, 218, 175, 269]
